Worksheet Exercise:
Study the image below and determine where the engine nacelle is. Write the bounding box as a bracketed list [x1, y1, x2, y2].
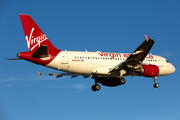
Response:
[134, 65, 159, 77]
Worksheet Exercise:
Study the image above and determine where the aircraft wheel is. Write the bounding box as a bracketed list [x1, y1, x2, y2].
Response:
[95, 84, 101, 91]
[117, 78, 126, 85]
[153, 83, 159, 88]
[120, 78, 126, 85]
[91, 85, 96, 91]
[91, 84, 101, 91]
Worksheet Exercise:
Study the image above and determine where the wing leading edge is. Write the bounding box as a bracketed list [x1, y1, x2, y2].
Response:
[109, 35, 155, 73]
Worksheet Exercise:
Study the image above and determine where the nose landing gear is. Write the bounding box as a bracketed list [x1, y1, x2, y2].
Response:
[152, 77, 159, 88]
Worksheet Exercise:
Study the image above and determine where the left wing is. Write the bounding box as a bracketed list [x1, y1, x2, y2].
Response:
[37, 71, 89, 78]
[109, 35, 155, 72]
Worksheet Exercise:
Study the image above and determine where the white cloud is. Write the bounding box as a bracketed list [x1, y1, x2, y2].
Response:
[0, 75, 57, 82]
[72, 84, 86, 89]
[5, 84, 13, 87]
[0, 75, 88, 90]
[39, 84, 88, 89]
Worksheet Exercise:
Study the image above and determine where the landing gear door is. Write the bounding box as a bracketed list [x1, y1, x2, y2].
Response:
[61, 52, 68, 64]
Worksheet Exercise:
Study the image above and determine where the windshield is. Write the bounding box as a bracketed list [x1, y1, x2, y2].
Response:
[166, 60, 170, 63]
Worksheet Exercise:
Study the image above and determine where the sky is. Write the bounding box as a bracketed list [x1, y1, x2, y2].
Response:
[0, 0, 180, 120]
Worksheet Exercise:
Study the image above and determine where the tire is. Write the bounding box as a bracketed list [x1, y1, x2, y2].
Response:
[91, 84, 101, 91]
[153, 83, 159, 88]
[120, 78, 126, 85]
[91, 85, 96, 91]
[95, 84, 101, 91]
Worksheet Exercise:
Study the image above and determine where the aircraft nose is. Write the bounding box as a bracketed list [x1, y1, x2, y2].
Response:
[170, 64, 175, 74]
[172, 65, 175, 73]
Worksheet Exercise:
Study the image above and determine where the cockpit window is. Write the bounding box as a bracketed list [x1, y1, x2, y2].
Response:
[166, 60, 170, 63]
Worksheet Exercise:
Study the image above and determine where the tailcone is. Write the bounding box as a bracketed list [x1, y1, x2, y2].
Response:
[17, 52, 32, 59]
[17, 50, 60, 66]
[17, 53, 20, 58]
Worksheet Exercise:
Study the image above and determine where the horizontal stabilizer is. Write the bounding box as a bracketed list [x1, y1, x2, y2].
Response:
[7, 58, 23, 60]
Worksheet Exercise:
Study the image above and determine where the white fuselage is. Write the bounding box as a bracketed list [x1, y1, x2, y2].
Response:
[47, 51, 175, 77]
[17, 14, 176, 90]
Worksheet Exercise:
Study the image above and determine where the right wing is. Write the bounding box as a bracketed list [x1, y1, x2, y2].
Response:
[109, 35, 155, 73]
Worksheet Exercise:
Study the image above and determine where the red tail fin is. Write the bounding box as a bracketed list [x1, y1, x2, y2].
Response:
[19, 14, 59, 52]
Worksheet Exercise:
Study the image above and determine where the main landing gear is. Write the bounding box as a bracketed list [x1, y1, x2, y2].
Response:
[152, 77, 159, 88]
[91, 84, 101, 91]
[91, 78, 126, 91]
[117, 78, 126, 85]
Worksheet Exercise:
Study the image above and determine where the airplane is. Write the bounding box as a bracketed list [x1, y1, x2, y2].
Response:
[8, 14, 175, 91]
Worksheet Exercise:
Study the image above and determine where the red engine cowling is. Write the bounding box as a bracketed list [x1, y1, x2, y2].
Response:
[134, 65, 159, 77]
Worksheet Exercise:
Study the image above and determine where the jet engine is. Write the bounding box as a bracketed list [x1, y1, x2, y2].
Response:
[134, 65, 159, 77]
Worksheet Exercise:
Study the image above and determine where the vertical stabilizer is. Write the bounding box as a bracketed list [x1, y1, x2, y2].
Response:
[19, 14, 59, 52]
